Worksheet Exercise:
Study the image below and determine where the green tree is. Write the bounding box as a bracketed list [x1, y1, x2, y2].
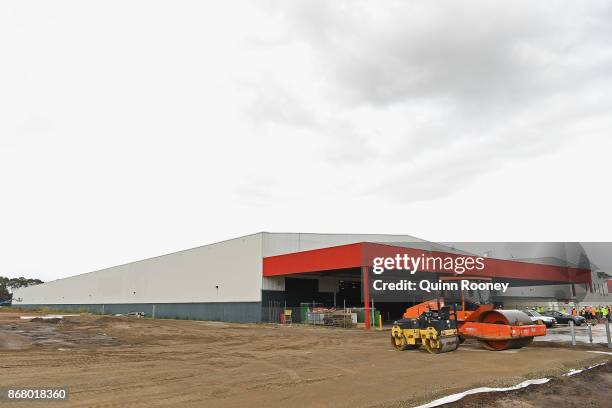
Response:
[0, 276, 10, 301]
[0, 276, 44, 302]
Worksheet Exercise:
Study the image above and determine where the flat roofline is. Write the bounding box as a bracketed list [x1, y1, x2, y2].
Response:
[17, 232, 430, 288]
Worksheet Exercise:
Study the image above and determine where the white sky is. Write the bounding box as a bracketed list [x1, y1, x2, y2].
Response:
[2, 1, 612, 281]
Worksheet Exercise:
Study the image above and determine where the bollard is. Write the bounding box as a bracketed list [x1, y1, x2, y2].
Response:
[570, 320, 576, 346]
[606, 320, 612, 349]
[371, 299, 375, 328]
[588, 323, 593, 343]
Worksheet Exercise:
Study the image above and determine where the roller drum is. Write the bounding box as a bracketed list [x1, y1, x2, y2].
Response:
[478, 309, 533, 326]
[476, 309, 534, 351]
[424, 336, 459, 354]
[438, 336, 460, 353]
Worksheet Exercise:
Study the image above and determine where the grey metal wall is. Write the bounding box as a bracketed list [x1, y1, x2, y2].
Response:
[13, 233, 264, 305]
[14, 302, 262, 323]
[12, 232, 444, 323]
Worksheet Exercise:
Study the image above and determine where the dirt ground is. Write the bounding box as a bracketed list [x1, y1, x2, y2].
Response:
[0, 310, 610, 408]
[448, 361, 612, 407]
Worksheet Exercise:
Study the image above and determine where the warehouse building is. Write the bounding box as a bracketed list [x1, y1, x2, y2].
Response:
[12, 233, 599, 323]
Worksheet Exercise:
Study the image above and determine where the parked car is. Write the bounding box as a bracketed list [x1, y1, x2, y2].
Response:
[523, 309, 556, 327]
[541, 310, 586, 326]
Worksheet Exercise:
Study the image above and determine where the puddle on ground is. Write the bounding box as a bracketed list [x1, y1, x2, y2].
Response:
[0, 322, 120, 349]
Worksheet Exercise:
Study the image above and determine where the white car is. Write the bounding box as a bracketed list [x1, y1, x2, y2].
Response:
[523, 309, 556, 327]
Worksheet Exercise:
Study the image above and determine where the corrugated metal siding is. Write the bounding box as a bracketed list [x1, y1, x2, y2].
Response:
[13, 233, 264, 305]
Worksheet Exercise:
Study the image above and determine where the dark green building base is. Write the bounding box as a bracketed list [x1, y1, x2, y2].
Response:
[13, 302, 262, 323]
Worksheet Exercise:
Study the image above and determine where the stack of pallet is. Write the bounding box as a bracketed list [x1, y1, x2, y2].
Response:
[323, 310, 356, 328]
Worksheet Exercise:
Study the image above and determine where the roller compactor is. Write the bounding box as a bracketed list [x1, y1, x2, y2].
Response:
[392, 299, 546, 353]
[391, 306, 460, 354]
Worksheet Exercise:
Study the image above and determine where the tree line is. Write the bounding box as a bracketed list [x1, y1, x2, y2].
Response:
[0, 276, 44, 302]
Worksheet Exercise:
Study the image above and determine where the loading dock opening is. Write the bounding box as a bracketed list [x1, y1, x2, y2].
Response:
[261, 267, 414, 325]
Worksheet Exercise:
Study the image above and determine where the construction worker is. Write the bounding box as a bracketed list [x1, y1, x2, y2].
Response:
[585, 306, 590, 321]
[597, 305, 603, 320]
[561, 306, 567, 314]
[602, 306, 609, 322]
[571, 307, 577, 316]
[591, 307, 597, 321]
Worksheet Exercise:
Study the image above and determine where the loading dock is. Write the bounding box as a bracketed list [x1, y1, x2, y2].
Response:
[262, 242, 593, 328]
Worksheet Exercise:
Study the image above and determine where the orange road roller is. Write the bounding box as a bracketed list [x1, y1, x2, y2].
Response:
[400, 298, 546, 351]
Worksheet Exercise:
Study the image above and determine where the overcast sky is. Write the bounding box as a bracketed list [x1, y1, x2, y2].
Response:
[2, 1, 612, 281]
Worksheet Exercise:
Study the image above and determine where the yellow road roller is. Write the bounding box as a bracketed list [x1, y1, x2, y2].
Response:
[391, 307, 460, 354]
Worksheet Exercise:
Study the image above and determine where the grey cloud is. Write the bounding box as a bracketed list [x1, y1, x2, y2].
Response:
[247, 1, 612, 201]
[366, 133, 544, 202]
[276, 1, 612, 110]
[240, 76, 380, 165]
